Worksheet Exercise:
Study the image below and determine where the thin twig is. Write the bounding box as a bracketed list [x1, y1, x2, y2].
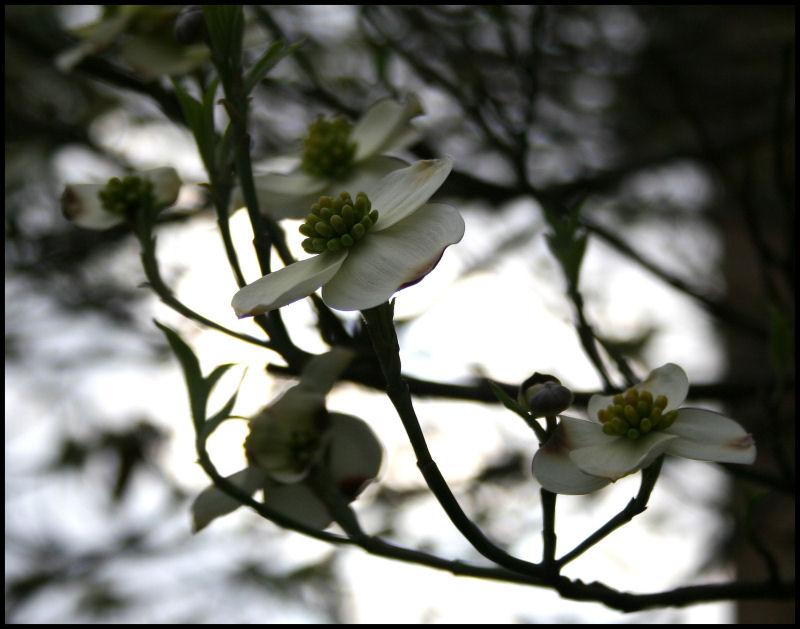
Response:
[555, 456, 664, 569]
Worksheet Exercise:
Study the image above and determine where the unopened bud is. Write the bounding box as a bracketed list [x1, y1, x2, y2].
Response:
[174, 5, 208, 45]
[518, 372, 573, 417]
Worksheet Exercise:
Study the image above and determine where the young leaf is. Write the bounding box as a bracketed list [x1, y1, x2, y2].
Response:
[203, 6, 244, 73]
[201, 368, 247, 441]
[156, 320, 206, 428]
[488, 380, 529, 419]
[244, 39, 303, 95]
[172, 79, 220, 175]
[205, 363, 235, 395]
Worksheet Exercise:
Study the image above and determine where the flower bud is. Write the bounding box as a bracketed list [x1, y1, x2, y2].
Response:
[174, 5, 208, 45]
[518, 372, 574, 418]
[244, 389, 330, 483]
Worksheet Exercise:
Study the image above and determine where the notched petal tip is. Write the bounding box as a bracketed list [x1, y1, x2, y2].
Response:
[730, 433, 755, 448]
[60, 187, 80, 220]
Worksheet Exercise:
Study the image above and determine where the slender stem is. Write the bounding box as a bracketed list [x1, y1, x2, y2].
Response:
[361, 302, 545, 578]
[566, 284, 615, 392]
[540, 489, 557, 572]
[555, 456, 664, 569]
[210, 185, 247, 289]
[135, 219, 272, 350]
[540, 414, 558, 573]
[208, 18, 304, 367]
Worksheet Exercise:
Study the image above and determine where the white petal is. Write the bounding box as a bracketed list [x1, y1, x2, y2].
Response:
[335, 155, 409, 197]
[570, 432, 678, 481]
[532, 451, 612, 495]
[55, 12, 133, 72]
[246, 170, 328, 220]
[379, 126, 421, 154]
[557, 415, 617, 446]
[663, 408, 756, 464]
[263, 480, 334, 530]
[321, 202, 464, 311]
[120, 36, 208, 80]
[296, 348, 356, 397]
[191, 467, 267, 533]
[351, 95, 424, 162]
[587, 394, 615, 424]
[370, 158, 454, 231]
[326, 413, 383, 498]
[532, 421, 612, 495]
[142, 167, 182, 207]
[61, 184, 123, 230]
[232, 251, 347, 317]
[638, 363, 689, 411]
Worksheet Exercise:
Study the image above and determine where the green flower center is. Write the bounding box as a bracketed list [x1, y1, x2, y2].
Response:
[98, 175, 155, 218]
[299, 192, 379, 254]
[597, 387, 678, 440]
[301, 116, 357, 179]
[245, 427, 321, 476]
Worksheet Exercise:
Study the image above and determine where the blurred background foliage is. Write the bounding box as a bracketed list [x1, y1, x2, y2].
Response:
[5, 5, 794, 623]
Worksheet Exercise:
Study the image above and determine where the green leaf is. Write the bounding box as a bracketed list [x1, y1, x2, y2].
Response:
[488, 380, 528, 419]
[243, 39, 303, 95]
[173, 82, 201, 127]
[206, 363, 235, 394]
[172, 79, 220, 175]
[203, 6, 244, 73]
[488, 380, 548, 441]
[156, 321, 243, 435]
[544, 203, 587, 289]
[200, 79, 220, 166]
[201, 369, 247, 441]
[156, 320, 206, 428]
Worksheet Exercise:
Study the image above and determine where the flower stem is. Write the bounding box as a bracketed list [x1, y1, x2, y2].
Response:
[541, 488, 558, 573]
[209, 21, 304, 366]
[134, 213, 272, 349]
[541, 414, 559, 574]
[361, 301, 545, 577]
[555, 455, 664, 569]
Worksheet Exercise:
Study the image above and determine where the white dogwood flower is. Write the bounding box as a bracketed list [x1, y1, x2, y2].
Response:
[532, 363, 757, 495]
[232, 158, 464, 314]
[56, 6, 209, 79]
[247, 96, 424, 219]
[192, 348, 383, 532]
[61, 167, 181, 230]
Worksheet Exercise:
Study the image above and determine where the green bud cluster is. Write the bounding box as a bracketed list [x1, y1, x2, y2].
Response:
[245, 425, 321, 476]
[99, 175, 155, 218]
[300, 192, 379, 254]
[301, 116, 357, 179]
[597, 387, 678, 440]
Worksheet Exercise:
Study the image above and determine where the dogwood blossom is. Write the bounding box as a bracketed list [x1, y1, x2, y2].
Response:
[61, 167, 181, 230]
[232, 157, 464, 314]
[246, 96, 423, 219]
[192, 348, 383, 532]
[532, 363, 756, 494]
[56, 6, 209, 79]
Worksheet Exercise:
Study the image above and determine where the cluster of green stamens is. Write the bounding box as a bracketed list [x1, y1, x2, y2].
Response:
[597, 388, 678, 441]
[245, 427, 321, 475]
[300, 192, 379, 254]
[301, 116, 357, 179]
[286, 429, 322, 470]
[98, 176, 155, 218]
